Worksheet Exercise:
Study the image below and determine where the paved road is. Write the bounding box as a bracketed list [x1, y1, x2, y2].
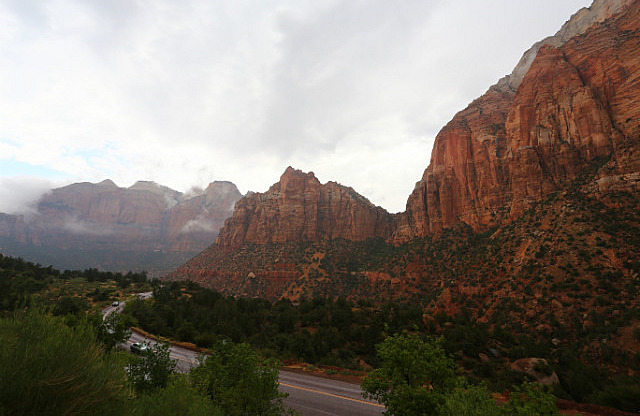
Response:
[123, 330, 384, 414]
[125, 330, 200, 373]
[279, 371, 384, 416]
[109, 293, 384, 415]
[101, 291, 152, 320]
[101, 302, 123, 319]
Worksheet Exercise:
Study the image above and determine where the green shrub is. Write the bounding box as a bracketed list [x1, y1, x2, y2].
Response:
[362, 334, 558, 415]
[190, 341, 290, 416]
[0, 311, 127, 415]
[131, 376, 222, 416]
[127, 342, 176, 394]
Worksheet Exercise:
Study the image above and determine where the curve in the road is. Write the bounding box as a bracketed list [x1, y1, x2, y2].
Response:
[110, 292, 384, 415]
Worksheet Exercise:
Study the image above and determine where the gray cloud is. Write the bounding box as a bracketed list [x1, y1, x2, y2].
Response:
[0, 0, 593, 213]
[263, 1, 441, 154]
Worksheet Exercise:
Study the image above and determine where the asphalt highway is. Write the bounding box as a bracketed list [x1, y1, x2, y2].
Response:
[108, 293, 385, 415]
[124, 330, 384, 414]
[279, 371, 384, 416]
[126, 330, 201, 373]
[101, 291, 152, 320]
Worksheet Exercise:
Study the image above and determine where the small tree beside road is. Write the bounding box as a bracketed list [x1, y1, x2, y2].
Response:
[362, 333, 558, 415]
[361, 333, 462, 415]
[127, 342, 177, 394]
[190, 341, 292, 416]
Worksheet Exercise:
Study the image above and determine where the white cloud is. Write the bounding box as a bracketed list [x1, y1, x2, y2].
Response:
[0, 176, 54, 215]
[0, 0, 593, 213]
[180, 215, 217, 234]
[61, 215, 116, 236]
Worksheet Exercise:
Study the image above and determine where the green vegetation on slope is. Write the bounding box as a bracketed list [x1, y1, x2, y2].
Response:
[0, 253, 151, 315]
[167, 171, 640, 413]
[123, 280, 422, 369]
[125, 278, 640, 411]
[3, 163, 640, 413]
[0, 256, 289, 416]
[0, 311, 128, 415]
[0, 309, 289, 415]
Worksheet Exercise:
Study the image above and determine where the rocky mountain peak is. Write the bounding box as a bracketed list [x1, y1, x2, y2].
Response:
[204, 181, 241, 200]
[163, 0, 640, 323]
[271, 167, 319, 193]
[198, 182, 242, 209]
[214, 167, 393, 249]
[0, 177, 241, 275]
[97, 179, 118, 188]
[205, 181, 239, 192]
[496, 0, 634, 92]
[129, 180, 161, 191]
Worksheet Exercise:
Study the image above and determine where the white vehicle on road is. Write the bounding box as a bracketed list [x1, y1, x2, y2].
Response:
[130, 342, 150, 354]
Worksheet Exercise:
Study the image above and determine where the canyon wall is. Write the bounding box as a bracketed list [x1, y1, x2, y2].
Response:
[393, 0, 640, 242]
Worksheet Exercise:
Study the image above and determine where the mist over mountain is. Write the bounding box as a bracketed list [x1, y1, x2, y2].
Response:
[0, 179, 241, 276]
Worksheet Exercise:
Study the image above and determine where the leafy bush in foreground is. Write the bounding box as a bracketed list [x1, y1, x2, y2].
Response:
[362, 334, 558, 416]
[0, 311, 128, 415]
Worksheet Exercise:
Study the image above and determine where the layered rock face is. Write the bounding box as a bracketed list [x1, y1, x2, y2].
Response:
[170, 167, 394, 297]
[216, 167, 393, 249]
[177, 0, 639, 260]
[0, 179, 241, 273]
[394, 0, 640, 242]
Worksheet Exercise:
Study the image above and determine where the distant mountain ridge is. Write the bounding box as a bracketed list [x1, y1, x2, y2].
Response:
[0, 179, 241, 275]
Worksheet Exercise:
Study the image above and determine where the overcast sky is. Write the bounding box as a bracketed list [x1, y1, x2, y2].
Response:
[0, 0, 592, 214]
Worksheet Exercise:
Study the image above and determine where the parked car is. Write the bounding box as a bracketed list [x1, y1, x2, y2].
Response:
[112, 300, 119, 307]
[130, 342, 149, 354]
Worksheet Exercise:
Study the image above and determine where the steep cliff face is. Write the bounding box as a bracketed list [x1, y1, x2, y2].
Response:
[0, 214, 27, 245]
[394, 87, 516, 240]
[394, 0, 640, 242]
[0, 180, 241, 274]
[216, 167, 393, 249]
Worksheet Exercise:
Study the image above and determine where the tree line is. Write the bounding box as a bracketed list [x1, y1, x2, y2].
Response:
[123, 280, 423, 368]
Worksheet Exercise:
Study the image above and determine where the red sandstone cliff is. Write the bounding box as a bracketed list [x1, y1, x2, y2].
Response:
[174, 0, 640, 270]
[216, 167, 393, 249]
[167, 0, 640, 304]
[169, 167, 394, 298]
[393, 0, 640, 242]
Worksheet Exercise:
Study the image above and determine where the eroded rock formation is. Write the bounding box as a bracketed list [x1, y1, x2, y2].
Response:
[216, 167, 393, 249]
